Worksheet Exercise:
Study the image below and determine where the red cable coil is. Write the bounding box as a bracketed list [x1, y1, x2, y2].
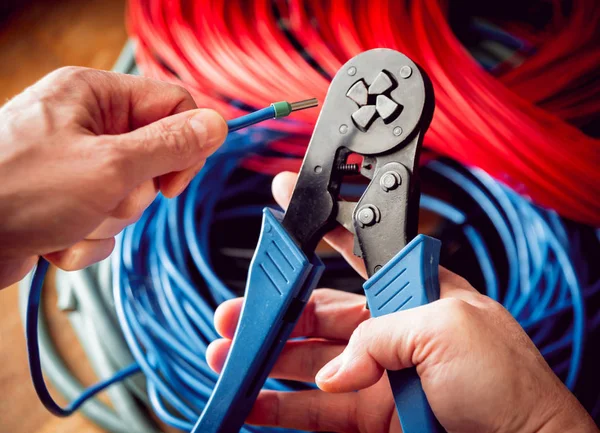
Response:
[126, 0, 600, 225]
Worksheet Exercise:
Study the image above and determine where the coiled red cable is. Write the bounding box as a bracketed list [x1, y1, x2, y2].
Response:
[126, 0, 600, 225]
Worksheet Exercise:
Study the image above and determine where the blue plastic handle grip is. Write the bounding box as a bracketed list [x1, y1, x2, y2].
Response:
[193, 208, 324, 433]
[363, 234, 444, 433]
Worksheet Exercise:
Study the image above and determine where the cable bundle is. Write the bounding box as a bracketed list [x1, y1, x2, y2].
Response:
[126, 0, 600, 225]
[22, 149, 599, 432]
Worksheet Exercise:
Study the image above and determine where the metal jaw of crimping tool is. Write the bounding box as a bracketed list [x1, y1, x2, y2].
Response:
[195, 48, 443, 433]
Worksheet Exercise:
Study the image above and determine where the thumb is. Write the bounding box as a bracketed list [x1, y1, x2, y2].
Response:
[115, 108, 227, 185]
[315, 304, 439, 393]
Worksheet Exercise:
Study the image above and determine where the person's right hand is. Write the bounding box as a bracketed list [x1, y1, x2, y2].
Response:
[206, 172, 598, 433]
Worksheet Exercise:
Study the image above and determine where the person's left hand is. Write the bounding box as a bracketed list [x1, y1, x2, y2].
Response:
[0, 67, 227, 288]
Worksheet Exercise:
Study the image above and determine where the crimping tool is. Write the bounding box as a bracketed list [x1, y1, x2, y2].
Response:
[195, 48, 443, 433]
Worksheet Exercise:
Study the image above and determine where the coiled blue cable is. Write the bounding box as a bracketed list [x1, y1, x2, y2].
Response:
[26, 132, 597, 429]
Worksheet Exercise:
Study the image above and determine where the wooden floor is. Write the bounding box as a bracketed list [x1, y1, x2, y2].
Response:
[0, 1, 127, 432]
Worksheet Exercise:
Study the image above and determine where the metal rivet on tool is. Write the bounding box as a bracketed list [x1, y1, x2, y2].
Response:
[400, 66, 412, 78]
[347, 66, 357, 76]
[314, 165, 323, 173]
[380, 171, 401, 192]
[265, 224, 272, 233]
[339, 124, 348, 134]
[374, 265, 382, 273]
[393, 126, 403, 136]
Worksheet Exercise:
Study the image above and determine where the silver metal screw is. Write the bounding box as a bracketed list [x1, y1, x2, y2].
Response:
[380, 171, 401, 192]
[357, 206, 377, 227]
[347, 66, 357, 76]
[400, 66, 412, 78]
[339, 124, 348, 134]
[314, 165, 322, 173]
[393, 126, 403, 136]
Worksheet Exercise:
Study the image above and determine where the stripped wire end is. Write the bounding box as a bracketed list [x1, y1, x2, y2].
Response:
[290, 98, 319, 112]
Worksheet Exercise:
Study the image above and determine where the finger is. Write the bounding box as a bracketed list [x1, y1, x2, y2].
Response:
[272, 171, 367, 278]
[87, 180, 159, 239]
[61, 69, 200, 132]
[111, 108, 227, 187]
[159, 160, 205, 199]
[44, 238, 115, 271]
[315, 298, 472, 393]
[118, 74, 199, 130]
[214, 288, 370, 340]
[322, 225, 368, 279]
[0, 256, 37, 290]
[248, 390, 358, 432]
[438, 266, 480, 298]
[207, 338, 344, 383]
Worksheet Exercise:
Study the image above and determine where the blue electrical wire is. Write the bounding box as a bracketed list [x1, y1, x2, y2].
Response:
[227, 107, 276, 132]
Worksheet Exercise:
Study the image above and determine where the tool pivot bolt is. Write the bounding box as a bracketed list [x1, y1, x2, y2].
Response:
[357, 205, 379, 227]
[347, 66, 357, 76]
[380, 171, 401, 192]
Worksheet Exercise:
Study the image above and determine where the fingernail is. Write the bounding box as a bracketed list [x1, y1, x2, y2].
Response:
[189, 110, 227, 148]
[316, 356, 342, 383]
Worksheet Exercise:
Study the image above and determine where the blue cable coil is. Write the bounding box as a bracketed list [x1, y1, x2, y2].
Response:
[113, 139, 596, 428]
[26, 133, 599, 429]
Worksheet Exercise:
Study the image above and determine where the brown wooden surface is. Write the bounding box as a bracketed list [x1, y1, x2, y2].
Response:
[0, 1, 127, 432]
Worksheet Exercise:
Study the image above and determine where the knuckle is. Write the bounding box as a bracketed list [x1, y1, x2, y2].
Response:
[352, 317, 374, 342]
[158, 121, 193, 157]
[112, 187, 152, 221]
[438, 298, 473, 330]
[54, 250, 79, 271]
[112, 198, 141, 221]
[173, 85, 194, 103]
[299, 294, 319, 336]
[475, 292, 501, 310]
[47, 66, 91, 86]
[30, 67, 100, 117]
[97, 138, 133, 194]
[304, 343, 321, 377]
[307, 393, 322, 430]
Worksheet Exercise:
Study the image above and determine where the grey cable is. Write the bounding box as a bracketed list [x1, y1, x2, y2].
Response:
[18, 273, 133, 433]
[57, 269, 157, 432]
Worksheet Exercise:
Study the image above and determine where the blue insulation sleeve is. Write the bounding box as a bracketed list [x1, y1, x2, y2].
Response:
[226, 107, 275, 132]
[363, 234, 444, 433]
[191, 208, 325, 433]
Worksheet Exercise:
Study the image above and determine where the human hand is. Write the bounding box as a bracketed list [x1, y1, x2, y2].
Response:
[206, 172, 597, 433]
[0, 67, 227, 288]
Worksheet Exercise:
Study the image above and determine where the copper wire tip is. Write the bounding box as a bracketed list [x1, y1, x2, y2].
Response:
[290, 98, 319, 112]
